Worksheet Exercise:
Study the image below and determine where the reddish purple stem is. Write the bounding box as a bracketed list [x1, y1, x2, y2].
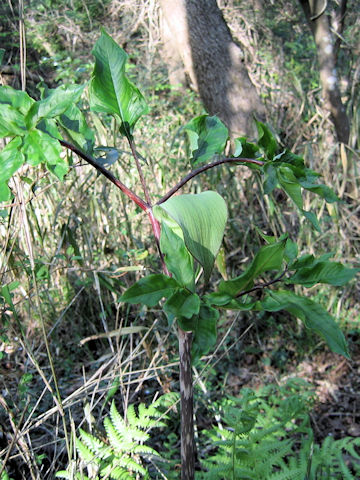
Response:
[157, 157, 264, 204]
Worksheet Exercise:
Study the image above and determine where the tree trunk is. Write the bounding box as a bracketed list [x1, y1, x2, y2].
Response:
[299, 0, 350, 144]
[178, 328, 195, 480]
[160, 0, 265, 138]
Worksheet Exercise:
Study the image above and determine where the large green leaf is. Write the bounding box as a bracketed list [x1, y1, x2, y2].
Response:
[234, 137, 260, 159]
[25, 84, 84, 129]
[261, 290, 350, 358]
[163, 289, 200, 320]
[263, 163, 278, 195]
[256, 120, 278, 160]
[0, 137, 25, 201]
[219, 238, 287, 296]
[120, 274, 179, 306]
[178, 304, 219, 363]
[159, 221, 195, 291]
[184, 115, 228, 166]
[59, 104, 95, 154]
[298, 175, 338, 203]
[89, 30, 148, 137]
[0, 85, 34, 115]
[0, 104, 27, 138]
[21, 130, 68, 181]
[155, 191, 228, 283]
[277, 165, 303, 209]
[287, 255, 358, 287]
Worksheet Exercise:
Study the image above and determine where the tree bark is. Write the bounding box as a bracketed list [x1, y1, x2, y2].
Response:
[299, 0, 350, 144]
[160, 0, 265, 137]
[178, 328, 195, 480]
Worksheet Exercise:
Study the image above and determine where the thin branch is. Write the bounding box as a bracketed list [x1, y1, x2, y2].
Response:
[236, 269, 288, 298]
[60, 140, 149, 211]
[157, 157, 264, 204]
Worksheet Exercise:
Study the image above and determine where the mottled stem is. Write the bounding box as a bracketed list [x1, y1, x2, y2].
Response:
[178, 328, 195, 480]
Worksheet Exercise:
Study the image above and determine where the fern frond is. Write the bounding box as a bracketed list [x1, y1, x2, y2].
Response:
[125, 404, 138, 427]
[132, 444, 161, 457]
[76, 438, 101, 466]
[109, 402, 128, 437]
[104, 416, 134, 452]
[78, 429, 111, 460]
[109, 402, 149, 444]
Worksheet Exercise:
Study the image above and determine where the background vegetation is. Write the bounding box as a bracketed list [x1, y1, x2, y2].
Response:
[0, 0, 359, 478]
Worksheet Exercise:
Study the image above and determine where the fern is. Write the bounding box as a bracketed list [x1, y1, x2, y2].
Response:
[56, 394, 177, 479]
[308, 435, 360, 479]
[199, 381, 360, 480]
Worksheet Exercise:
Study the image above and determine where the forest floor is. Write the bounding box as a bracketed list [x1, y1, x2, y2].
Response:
[225, 342, 360, 443]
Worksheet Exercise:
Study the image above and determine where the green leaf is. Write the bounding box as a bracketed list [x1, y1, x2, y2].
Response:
[277, 165, 303, 209]
[287, 256, 358, 287]
[192, 304, 219, 363]
[0, 103, 27, 138]
[234, 137, 260, 158]
[89, 30, 148, 138]
[204, 291, 234, 306]
[219, 238, 287, 296]
[155, 191, 228, 283]
[37, 118, 63, 140]
[164, 289, 200, 319]
[302, 210, 321, 232]
[0, 85, 34, 115]
[21, 130, 68, 180]
[59, 104, 95, 154]
[263, 163, 278, 194]
[261, 290, 350, 358]
[25, 84, 84, 128]
[120, 274, 179, 306]
[284, 238, 298, 264]
[298, 176, 338, 203]
[215, 298, 257, 310]
[0, 137, 25, 201]
[255, 120, 278, 160]
[184, 115, 228, 166]
[159, 221, 195, 291]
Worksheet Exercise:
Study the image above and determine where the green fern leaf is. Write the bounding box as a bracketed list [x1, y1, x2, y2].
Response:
[76, 437, 101, 465]
[78, 429, 111, 459]
[104, 416, 134, 452]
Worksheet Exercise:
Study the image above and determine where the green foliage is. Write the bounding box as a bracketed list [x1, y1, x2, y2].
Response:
[286, 253, 359, 287]
[159, 221, 195, 291]
[218, 237, 287, 296]
[56, 395, 176, 479]
[199, 382, 360, 480]
[119, 274, 179, 307]
[260, 290, 350, 358]
[154, 191, 228, 283]
[0, 83, 88, 200]
[184, 114, 229, 166]
[89, 29, 148, 139]
[25, 84, 84, 128]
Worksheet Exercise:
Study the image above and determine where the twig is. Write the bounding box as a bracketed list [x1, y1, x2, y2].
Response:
[60, 140, 149, 211]
[157, 157, 264, 204]
[236, 269, 288, 298]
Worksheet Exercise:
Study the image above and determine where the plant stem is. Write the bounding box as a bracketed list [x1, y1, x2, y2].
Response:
[148, 207, 169, 276]
[157, 157, 264, 204]
[178, 328, 195, 480]
[236, 269, 288, 297]
[60, 140, 149, 211]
